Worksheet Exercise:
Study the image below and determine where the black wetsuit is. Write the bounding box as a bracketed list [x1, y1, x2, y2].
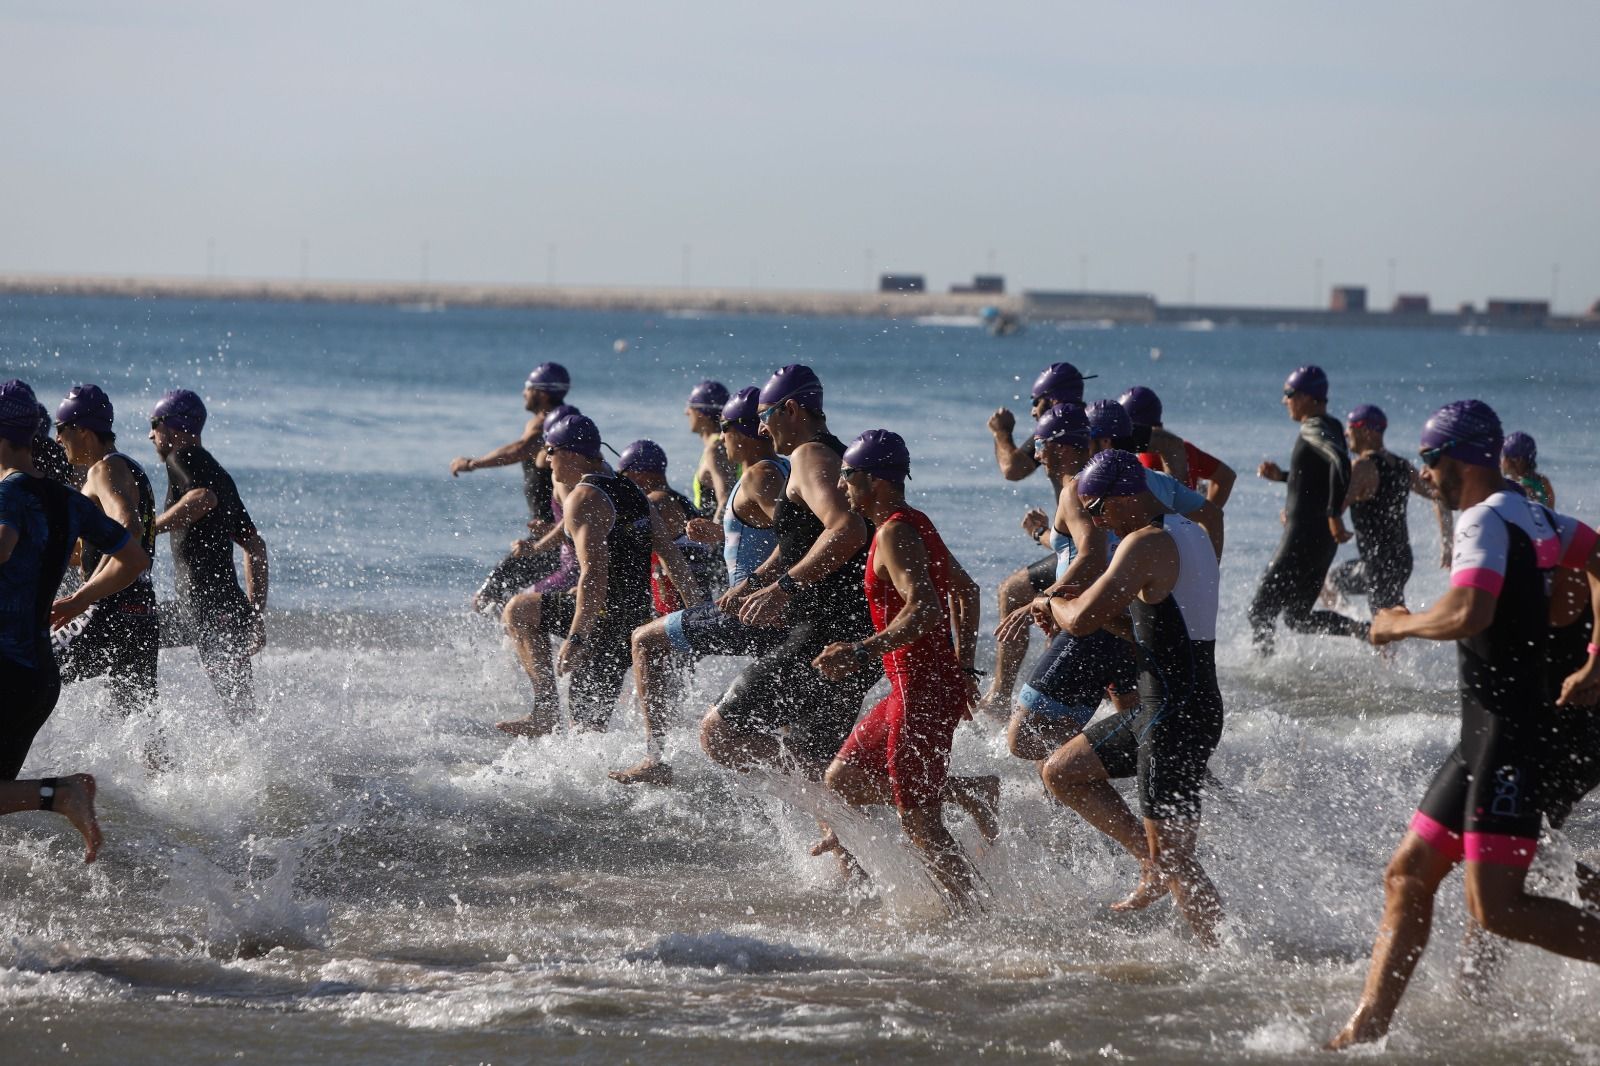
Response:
[1247, 413, 1362, 650]
[1412, 492, 1595, 867]
[1084, 513, 1225, 819]
[0, 473, 130, 779]
[56, 453, 160, 714]
[1329, 450, 1416, 612]
[1543, 605, 1600, 829]
[159, 444, 261, 717]
[718, 431, 879, 766]
[537, 470, 654, 729]
[476, 453, 561, 611]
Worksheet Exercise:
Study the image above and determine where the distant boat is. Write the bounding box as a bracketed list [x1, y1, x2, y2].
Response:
[397, 300, 446, 313]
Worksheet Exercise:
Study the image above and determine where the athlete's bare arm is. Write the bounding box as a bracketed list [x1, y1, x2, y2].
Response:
[700, 435, 737, 520]
[1051, 529, 1177, 638]
[1557, 571, 1600, 707]
[451, 415, 542, 476]
[947, 554, 981, 672]
[739, 441, 867, 626]
[562, 485, 615, 673]
[814, 520, 938, 679]
[649, 489, 689, 541]
[1369, 585, 1495, 645]
[49, 534, 149, 628]
[988, 408, 1039, 481]
[1344, 455, 1378, 506]
[1201, 460, 1236, 507]
[152, 488, 216, 534]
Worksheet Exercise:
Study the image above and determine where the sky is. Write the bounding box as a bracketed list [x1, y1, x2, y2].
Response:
[2, 1, 1597, 311]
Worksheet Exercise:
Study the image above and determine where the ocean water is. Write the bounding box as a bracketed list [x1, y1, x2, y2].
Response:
[2, 294, 1599, 1064]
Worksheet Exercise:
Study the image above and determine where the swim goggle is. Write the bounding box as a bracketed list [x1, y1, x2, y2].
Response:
[1418, 441, 1456, 468]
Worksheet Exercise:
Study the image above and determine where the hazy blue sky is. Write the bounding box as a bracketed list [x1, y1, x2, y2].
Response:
[3, 1, 1597, 310]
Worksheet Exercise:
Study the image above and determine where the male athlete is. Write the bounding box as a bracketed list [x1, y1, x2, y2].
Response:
[814, 429, 994, 908]
[1, 380, 150, 781]
[1119, 385, 1236, 505]
[613, 387, 790, 786]
[149, 389, 269, 720]
[1248, 365, 1365, 652]
[996, 400, 1221, 759]
[452, 362, 572, 613]
[51, 384, 160, 717]
[699, 364, 878, 780]
[497, 415, 703, 738]
[684, 380, 735, 519]
[980, 361, 1097, 715]
[1329, 400, 1600, 1049]
[1036, 448, 1227, 945]
[1322, 403, 1447, 615]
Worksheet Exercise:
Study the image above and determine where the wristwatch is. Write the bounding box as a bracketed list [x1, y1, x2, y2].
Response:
[850, 642, 875, 666]
[566, 632, 587, 646]
[776, 572, 801, 595]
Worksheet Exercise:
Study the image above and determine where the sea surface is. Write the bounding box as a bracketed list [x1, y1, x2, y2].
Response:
[2, 294, 1598, 1064]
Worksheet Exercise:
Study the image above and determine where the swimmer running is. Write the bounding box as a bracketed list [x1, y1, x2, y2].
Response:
[814, 430, 998, 909]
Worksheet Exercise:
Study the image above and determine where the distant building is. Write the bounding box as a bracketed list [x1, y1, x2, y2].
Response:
[1391, 294, 1430, 314]
[1330, 286, 1367, 312]
[879, 273, 925, 294]
[1459, 302, 1476, 315]
[1588, 297, 1600, 318]
[951, 274, 1005, 295]
[1485, 299, 1550, 318]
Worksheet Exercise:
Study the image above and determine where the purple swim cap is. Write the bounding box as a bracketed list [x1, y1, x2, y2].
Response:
[842, 428, 911, 483]
[1420, 399, 1502, 468]
[1118, 386, 1163, 428]
[1086, 399, 1133, 443]
[721, 386, 762, 439]
[1502, 431, 1536, 463]
[0, 380, 40, 446]
[56, 384, 115, 434]
[1347, 404, 1387, 432]
[1031, 362, 1095, 406]
[525, 362, 571, 394]
[759, 364, 824, 412]
[150, 389, 207, 434]
[619, 439, 668, 474]
[544, 413, 603, 459]
[1077, 449, 1148, 499]
[687, 379, 730, 412]
[1034, 403, 1091, 446]
[1284, 365, 1328, 401]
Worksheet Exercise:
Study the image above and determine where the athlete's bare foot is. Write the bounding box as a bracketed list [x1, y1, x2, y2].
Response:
[809, 827, 865, 880]
[495, 714, 557, 739]
[609, 757, 674, 786]
[946, 775, 1002, 843]
[1325, 1008, 1389, 1051]
[54, 774, 102, 864]
[972, 688, 1010, 723]
[1109, 859, 1171, 912]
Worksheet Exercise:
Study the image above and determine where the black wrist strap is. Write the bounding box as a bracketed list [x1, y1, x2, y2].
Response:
[40, 777, 59, 812]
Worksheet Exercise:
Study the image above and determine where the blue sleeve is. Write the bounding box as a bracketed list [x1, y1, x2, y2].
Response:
[67, 489, 131, 557]
[1144, 469, 1206, 514]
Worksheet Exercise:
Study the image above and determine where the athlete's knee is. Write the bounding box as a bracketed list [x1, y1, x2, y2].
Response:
[1040, 740, 1099, 796]
[1006, 709, 1049, 761]
[998, 568, 1032, 610]
[502, 592, 540, 634]
[631, 620, 665, 661]
[1382, 838, 1452, 903]
[699, 708, 731, 763]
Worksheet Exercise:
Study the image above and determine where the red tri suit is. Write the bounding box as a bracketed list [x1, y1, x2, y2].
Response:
[835, 507, 970, 808]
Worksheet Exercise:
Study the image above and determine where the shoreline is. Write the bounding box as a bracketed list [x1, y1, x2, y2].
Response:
[1, 272, 1594, 332]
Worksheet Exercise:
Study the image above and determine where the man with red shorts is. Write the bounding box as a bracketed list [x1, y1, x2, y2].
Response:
[813, 429, 994, 909]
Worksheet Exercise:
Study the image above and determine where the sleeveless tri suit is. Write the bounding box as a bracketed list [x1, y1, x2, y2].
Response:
[834, 507, 970, 807]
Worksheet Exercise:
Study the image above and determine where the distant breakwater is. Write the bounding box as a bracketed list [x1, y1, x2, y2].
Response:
[2, 273, 1594, 332]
